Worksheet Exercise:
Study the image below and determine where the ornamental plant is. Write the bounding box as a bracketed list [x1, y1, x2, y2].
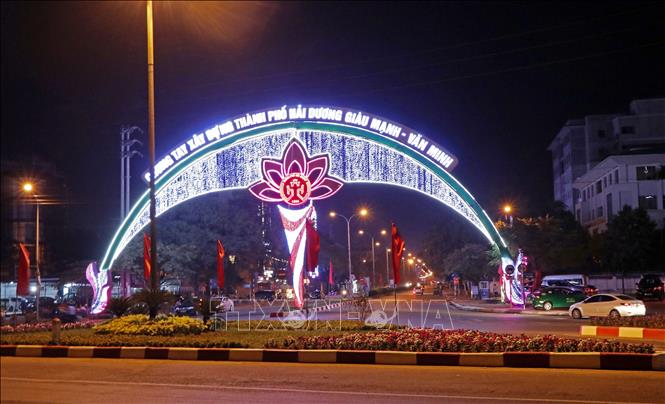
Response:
[591, 314, 665, 329]
[265, 328, 654, 353]
[93, 314, 207, 336]
[1, 319, 99, 334]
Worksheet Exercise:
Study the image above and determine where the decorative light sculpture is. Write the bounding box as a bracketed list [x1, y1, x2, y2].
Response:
[249, 138, 342, 308]
[86, 261, 112, 314]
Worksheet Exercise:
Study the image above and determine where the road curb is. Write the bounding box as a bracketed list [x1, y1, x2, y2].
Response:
[269, 301, 349, 318]
[580, 325, 665, 342]
[448, 301, 568, 316]
[1, 345, 662, 371]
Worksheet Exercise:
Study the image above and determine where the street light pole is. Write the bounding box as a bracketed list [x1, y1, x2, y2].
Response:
[386, 248, 391, 287]
[35, 201, 41, 321]
[146, 0, 159, 291]
[371, 236, 375, 289]
[343, 215, 352, 284]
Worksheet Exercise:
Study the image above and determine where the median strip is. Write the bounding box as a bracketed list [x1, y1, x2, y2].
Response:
[579, 325, 665, 341]
[2, 345, 662, 371]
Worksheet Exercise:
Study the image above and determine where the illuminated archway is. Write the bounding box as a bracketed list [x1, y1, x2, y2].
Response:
[93, 106, 520, 312]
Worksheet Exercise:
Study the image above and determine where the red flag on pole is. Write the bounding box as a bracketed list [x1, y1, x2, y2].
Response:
[17, 243, 30, 296]
[143, 233, 151, 281]
[391, 223, 405, 286]
[328, 259, 334, 285]
[217, 240, 225, 290]
[305, 219, 320, 272]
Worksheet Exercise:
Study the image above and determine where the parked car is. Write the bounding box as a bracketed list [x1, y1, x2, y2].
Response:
[413, 285, 424, 296]
[569, 293, 646, 319]
[635, 274, 664, 301]
[531, 287, 586, 311]
[308, 289, 322, 299]
[540, 274, 587, 288]
[172, 298, 198, 317]
[255, 290, 276, 302]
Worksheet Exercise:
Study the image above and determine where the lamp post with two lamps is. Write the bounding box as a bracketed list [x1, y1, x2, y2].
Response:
[329, 208, 368, 287]
[357, 229, 387, 289]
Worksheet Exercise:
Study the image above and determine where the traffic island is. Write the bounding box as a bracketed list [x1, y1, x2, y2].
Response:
[580, 325, 665, 341]
[1, 345, 663, 371]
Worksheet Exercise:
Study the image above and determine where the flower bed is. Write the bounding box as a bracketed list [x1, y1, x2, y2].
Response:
[94, 315, 207, 336]
[591, 314, 665, 329]
[265, 329, 655, 353]
[1, 319, 99, 334]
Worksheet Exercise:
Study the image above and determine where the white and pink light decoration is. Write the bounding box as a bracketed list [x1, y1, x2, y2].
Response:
[87, 261, 112, 314]
[249, 138, 342, 308]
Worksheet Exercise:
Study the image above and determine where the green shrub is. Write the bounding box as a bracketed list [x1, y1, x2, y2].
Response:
[132, 289, 174, 319]
[107, 297, 132, 317]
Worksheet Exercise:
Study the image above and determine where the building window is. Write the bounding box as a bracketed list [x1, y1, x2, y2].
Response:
[621, 126, 635, 134]
[604, 177, 607, 188]
[609, 174, 612, 185]
[595, 180, 602, 195]
[597, 206, 603, 219]
[638, 195, 657, 210]
[636, 165, 658, 180]
[606, 193, 613, 218]
[614, 169, 619, 184]
[597, 129, 606, 138]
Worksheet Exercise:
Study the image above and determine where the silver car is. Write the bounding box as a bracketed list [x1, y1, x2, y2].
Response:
[569, 293, 646, 319]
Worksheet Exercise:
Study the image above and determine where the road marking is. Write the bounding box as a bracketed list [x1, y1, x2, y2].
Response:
[0, 377, 655, 404]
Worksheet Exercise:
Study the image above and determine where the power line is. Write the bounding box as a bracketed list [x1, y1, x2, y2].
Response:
[159, 38, 664, 107]
[332, 41, 665, 99]
[165, 3, 663, 91]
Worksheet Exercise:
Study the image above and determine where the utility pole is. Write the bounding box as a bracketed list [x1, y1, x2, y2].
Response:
[120, 126, 143, 221]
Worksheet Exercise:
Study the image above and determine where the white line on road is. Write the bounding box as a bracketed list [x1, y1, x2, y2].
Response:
[1, 377, 657, 404]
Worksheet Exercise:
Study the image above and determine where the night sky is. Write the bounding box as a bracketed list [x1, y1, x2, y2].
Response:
[2, 1, 664, 258]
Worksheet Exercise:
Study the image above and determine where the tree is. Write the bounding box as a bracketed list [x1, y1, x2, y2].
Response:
[420, 214, 486, 277]
[603, 207, 658, 291]
[497, 202, 590, 275]
[443, 244, 495, 283]
[113, 191, 265, 290]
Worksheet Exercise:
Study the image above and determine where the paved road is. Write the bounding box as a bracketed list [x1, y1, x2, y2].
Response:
[2, 357, 664, 404]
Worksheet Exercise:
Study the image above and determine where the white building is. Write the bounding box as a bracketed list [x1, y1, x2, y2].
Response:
[573, 154, 665, 234]
[548, 98, 665, 211]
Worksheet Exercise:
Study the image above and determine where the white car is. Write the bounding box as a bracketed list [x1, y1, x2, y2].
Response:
[568, 293, 646, 319]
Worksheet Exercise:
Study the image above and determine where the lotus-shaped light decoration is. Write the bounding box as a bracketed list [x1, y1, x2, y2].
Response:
[249, 138, 344, 206]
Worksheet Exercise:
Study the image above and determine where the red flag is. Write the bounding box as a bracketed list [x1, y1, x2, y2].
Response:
[328, 259, 334, 285]
[391, 223, 405, 285]
[143, 233, 151, 281]
[17, 243, 30, 296]
[305, 219, 320, 272]
[217, 240, 225, 290]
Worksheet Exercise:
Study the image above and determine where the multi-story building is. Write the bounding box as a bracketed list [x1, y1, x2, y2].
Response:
[548, 98, 665, 212]
[573, 154, 665, 234]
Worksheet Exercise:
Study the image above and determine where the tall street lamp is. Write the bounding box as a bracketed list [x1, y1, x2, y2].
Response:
[329, 208, 368, 286]
[21, 182, 41, 321]
[357, 228, 387, 289]
[146, 1, 158, 291]
[503, 204, 513, 227]
[385, 248, 391, 287]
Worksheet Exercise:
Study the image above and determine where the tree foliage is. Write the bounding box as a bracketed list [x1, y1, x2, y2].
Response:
[498, 202, 590, 274]
[442, 243, 496, 282]
[113, 192, 265, 289]
[602, 206, 658, 274]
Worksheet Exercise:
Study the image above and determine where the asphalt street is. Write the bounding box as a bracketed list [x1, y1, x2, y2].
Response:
[2, 357, 664, 404]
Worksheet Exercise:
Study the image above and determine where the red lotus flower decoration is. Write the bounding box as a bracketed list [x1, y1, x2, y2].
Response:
[249, 138, 344, 206]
